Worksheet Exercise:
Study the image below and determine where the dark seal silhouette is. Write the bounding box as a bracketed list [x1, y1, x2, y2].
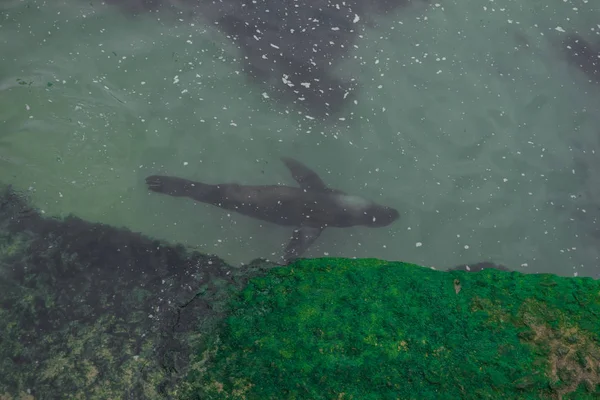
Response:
[146, 157, 399, 263]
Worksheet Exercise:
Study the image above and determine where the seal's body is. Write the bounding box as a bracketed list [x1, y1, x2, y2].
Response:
[146, 157, 399, 263]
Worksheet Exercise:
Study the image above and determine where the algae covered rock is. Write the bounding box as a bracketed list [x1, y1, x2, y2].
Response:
[183, 259, 600, 399]
[0, 186, 274, 399]
[1, 183, 599, 399]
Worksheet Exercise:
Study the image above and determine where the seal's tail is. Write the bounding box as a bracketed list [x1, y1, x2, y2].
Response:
[145, 175, 216, 203]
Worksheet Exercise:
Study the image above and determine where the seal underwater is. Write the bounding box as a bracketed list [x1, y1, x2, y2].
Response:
[145, 157, 399, 263]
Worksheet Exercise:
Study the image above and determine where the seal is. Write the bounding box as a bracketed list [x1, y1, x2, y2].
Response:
[145, 157, 399, 263]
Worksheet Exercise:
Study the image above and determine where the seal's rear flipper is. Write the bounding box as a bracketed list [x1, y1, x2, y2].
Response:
[282, 226, 324, 264]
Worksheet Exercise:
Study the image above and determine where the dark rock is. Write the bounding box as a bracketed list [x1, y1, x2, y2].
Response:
[447, 261, 511, 272]
[564, 34, 600, 83]
[101, 0, 429, 118]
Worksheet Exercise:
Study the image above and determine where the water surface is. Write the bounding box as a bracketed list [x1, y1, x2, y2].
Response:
[2, 0, 600, 276]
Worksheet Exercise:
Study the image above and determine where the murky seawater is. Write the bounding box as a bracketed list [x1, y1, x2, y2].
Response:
[1, 0, 600, 276]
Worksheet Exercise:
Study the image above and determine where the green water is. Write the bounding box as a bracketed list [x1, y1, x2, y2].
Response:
[1, 0, 599, 276]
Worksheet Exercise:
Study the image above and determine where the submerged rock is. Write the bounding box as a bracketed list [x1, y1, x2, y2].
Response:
[100, 0, 429, 118]
[564, 34, 600, 84]
[0, 185, 276, 399]
[447, 261, 511, 272]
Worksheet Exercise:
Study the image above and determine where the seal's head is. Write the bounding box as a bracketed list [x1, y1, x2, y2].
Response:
[361, 204, 400, 227]
[335, 195, 399, 227]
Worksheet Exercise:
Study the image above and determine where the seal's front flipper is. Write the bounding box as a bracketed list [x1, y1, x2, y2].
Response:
[281, 157, 329, 192]
[283, 226, 324, 264]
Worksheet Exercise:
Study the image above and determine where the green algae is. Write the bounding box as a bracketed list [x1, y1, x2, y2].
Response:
[183, 259, 600, 399]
